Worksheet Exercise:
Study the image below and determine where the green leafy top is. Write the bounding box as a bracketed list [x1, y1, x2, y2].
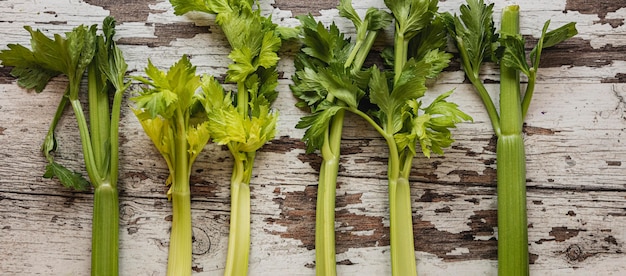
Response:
[0, 24, 97, 93]
[0, 17, 129, 191]
[132, 55, 211, 188]
[290, 1, 391, 153]
[445, 0, 577, 125]
[443, 0, 498, 79]
[169, 0, 281, 156]
[385, 0, 438, 41]
[349, 0, 470, 159]
[500, 21, 578, 77]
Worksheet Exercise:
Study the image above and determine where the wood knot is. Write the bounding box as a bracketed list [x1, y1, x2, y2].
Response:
[192, 226, 211, 255]
[566, 244, 583, 261]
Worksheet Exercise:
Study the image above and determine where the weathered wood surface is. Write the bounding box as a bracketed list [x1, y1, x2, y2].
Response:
[1, 0, 625, 275]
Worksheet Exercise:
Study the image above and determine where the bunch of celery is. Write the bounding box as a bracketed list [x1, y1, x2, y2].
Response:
[169, 0, 282, 275]
[132, 56, 211, 276]
[0, 17, 129, 275]
[290, 1, 391, 275]
[292, 0, 470, 275]
[444, 0, 577, 274]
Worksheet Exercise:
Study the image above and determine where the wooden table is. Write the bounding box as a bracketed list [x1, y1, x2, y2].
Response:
[1, 0, 625, 275]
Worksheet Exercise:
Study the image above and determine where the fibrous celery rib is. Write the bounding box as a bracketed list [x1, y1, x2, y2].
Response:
[445, 0, 577, 274]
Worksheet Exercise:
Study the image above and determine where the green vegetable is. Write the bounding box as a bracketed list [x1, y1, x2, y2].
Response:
[290, 1, 392, 275]
[132, 55, 210, 276]
[0, 17, 129, 276]
[292, 1, 470, 275]
[169, 0, 282, 275]
[444, 0, 577, 274]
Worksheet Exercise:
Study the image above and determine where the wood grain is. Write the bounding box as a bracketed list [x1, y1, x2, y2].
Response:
[0, 0, 625, 275]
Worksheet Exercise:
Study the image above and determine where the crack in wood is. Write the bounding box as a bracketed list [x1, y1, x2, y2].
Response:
[523, 125, 558, 136]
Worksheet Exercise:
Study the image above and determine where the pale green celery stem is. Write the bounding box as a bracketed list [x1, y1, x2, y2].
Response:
[352, 105, 418, 276]
[521, 69, 536, 119]
[456, 39, 501, 136]
[43, 88, 70, 161]
[498, 5, 529, 276]
[91, 183, 119, 276]
[390, 26, 417, 276]
[70, 96, 100, 184]
[386, 137, 417, 276]
[314, 110, 344, 276]
[109, 87, 125, 188]
[394, 32, 409, 84]
[91, 88, 124, 276]
[224, 151, 254, 276]
[88, 65, 111, 179]
[167, 112, 192, 276]
[346, 31, 378, 70]
[224, 78, 254, 276]
[313, 27, 378, 275]
[90, 72, 124, 276]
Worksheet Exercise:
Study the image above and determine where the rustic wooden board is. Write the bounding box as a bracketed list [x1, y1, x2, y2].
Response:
[1, 0, 625, 275]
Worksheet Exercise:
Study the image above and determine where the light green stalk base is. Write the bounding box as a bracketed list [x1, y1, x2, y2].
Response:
[167, 190, 192, 276]
[389, 177, 417, 276]
[224, 153, 254, 276]
[315, 110, 344, 276]
[91, 184, 119, 276]
[498, 5, 529, 276]
[224, 181, 251, 276]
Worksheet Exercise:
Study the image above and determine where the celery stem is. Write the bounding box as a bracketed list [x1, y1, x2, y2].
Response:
[70, 99, 101, 185]
[387, 140, 416, 276]
[167, 188, 192, 276]
[498, 6, 529, 276]
[224, 153, 253, 276]
[167, 112, 192, 276]
[389, 176, 417, 276]
[394, 32, 408, 84]
[91, 183, 119, 276]
[521, 69, 536, 119]
[42, 88, 70, 162]
[88, 65, 111, 178]
[315, 110, 344, 276]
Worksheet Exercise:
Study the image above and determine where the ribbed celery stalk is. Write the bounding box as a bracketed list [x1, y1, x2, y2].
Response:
[314, 111, 343, 276]
[91, 183, 119, 275]
[224, 152, 253, 276]
[386, 137, 417, 276]
[498, 6, 529, 275]
[167, 123, 193, 276]
[289, 2, 392, 274]
[445, 1, 577, 274]
[133, 56, 212, 276]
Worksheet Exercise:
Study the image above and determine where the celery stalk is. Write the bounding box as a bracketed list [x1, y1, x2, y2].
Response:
[91, 183, 119, 275]
[445, 1, 577, 274]
[132, 56, 211, 276]
[315, 111, 344, 276]
[498, 6, 529, 275]
[224, 152, 253, 276]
